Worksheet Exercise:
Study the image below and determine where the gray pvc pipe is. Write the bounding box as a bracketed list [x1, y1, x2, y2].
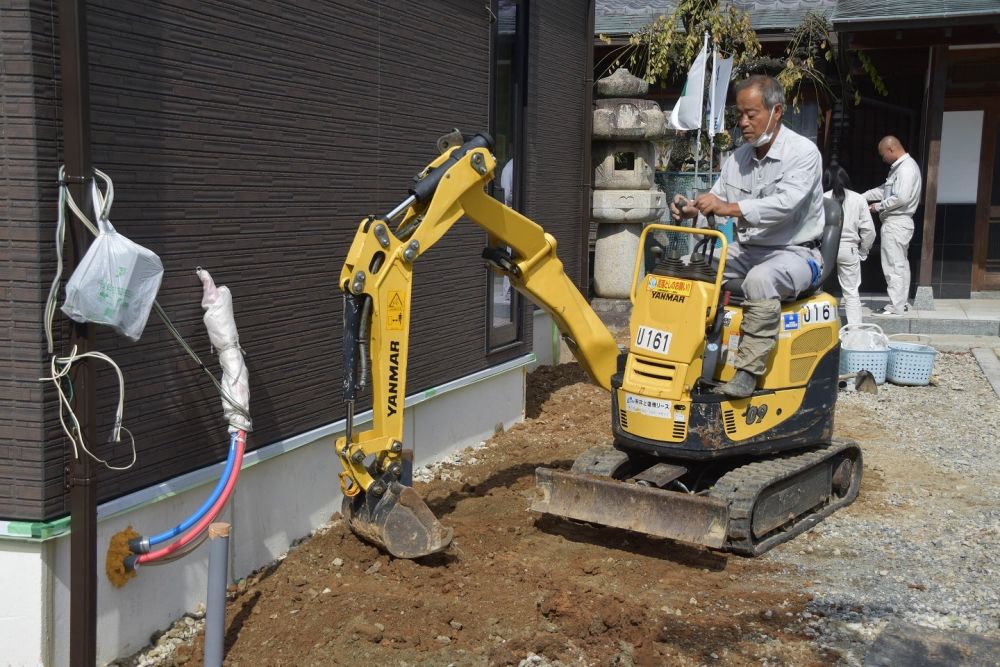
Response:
[204, 523, 230, 667]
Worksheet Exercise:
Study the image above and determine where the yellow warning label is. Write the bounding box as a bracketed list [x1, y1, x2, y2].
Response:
[646, 276, 692, 296]
[387, 291, 404, 330]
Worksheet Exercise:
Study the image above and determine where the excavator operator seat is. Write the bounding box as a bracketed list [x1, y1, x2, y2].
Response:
[722, 197, 843, 304]
[797, 196, 844, 300]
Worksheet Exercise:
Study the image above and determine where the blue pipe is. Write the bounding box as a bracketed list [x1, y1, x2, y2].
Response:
[130, 431, 239, 553]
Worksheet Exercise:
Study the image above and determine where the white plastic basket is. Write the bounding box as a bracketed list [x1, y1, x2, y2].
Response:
[886, 335, 936, 386]
[838, 323, 889, 385]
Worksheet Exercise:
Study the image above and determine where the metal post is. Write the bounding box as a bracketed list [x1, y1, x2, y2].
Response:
[691, 31, 709, 198]
[204, 523, 232, 667]
[708, 37, 717, 187]
[693, 125, 703, 198]
[57, 0, 97, 664]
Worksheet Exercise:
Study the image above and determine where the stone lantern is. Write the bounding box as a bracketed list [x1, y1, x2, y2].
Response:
[591, 68, 668, 299]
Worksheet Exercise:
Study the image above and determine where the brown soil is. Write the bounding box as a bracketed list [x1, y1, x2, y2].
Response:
[182, 363, 852, 666]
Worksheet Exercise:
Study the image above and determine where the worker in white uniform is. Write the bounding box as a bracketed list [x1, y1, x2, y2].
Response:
[862, 136, 922, 316]
[824, 166, 875, 326]
[671, 75, 825, 399]
[500, 158, 514, 208]
[499, 158, 515, 299]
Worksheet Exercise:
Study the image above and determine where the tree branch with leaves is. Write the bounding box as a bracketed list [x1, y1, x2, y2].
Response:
[770, 11, 887, 111]
[599, 0, 760, 85]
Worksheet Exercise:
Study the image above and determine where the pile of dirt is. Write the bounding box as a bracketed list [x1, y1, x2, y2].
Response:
[178, 363, 846, 666]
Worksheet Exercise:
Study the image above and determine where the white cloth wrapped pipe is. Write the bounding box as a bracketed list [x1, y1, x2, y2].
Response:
[198, 268, 252, 432]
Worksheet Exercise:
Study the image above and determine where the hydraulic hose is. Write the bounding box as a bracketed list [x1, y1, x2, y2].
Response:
[129, 430, 241, 553]
[408, 132, 494, 204]
[129, 430, 246, 569]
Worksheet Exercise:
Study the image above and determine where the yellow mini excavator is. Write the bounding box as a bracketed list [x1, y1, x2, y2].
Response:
[336, 130, 861, 559]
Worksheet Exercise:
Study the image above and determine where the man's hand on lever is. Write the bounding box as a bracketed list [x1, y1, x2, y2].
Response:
[671, 193, 741, 228]
[670, 194, 699, 222]
[693, 193, 741, 221]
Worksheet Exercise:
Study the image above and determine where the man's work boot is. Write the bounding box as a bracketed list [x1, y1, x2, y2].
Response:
[716, 298, 782, 398]
[717, 369, 757, 398]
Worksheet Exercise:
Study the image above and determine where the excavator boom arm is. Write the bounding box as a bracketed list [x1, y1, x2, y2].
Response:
[336, 132, 618, 557]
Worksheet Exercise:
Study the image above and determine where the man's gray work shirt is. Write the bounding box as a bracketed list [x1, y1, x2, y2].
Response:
[705, 124, 825, 247]
[862, 153, 922, 224]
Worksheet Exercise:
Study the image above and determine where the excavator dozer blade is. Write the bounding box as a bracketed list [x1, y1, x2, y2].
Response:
[342, 482, 453, 559]
[531, 467, 730, 549]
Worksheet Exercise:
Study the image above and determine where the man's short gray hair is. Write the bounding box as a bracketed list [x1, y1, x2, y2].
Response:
[734, 75, 785, 110]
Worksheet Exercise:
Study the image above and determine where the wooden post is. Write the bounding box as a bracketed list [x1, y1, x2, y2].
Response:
[918, 45, 947, 287]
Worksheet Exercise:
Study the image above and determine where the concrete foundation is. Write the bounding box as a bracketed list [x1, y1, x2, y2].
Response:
[531, 309, 559, 369]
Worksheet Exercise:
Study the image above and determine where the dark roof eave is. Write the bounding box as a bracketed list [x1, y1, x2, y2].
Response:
[833, 12, 1000, 32]
[595, 28, 795, 45]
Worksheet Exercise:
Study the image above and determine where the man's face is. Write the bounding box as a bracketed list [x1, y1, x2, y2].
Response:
[736, 87, 780, 145]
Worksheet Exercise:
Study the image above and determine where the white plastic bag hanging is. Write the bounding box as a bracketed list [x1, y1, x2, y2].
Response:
[61, 180, 163, 341]
[839, 323, 888, 352]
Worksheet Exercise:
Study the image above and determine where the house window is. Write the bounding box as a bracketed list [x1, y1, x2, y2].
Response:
[782, 99, 820, 145]
[487, 0, 527, 350]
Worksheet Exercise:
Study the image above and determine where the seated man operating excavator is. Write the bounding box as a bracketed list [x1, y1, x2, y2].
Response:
[671, 74, 826, 399]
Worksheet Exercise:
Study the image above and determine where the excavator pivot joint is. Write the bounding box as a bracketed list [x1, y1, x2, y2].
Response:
[351, 271, 366, 294]
[470, 152, 488, 175]
[374, 223, 391, 248]
[402, 240, 420, 262]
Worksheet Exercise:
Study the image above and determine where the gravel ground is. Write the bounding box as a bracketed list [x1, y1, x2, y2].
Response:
[767, 351, 1000, 665]
[112, 350, 1000, 666]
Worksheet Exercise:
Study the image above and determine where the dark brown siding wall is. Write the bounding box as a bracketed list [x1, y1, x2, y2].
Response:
[524, 0, 593, 293]
[1, 1, 65, 520]
[0, 0, 591, 521]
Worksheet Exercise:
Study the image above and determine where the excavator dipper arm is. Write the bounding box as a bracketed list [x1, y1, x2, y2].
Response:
[337, 132, 619, 558]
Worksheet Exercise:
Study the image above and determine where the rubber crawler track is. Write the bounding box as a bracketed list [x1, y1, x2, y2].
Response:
[709, 439, 862, 556]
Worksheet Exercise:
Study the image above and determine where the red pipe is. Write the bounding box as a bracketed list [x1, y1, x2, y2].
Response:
[135, 430, 246, 566]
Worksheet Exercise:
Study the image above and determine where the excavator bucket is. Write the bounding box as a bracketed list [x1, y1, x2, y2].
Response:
[531, 467, 730, 549]
[342, 482, 453, 558]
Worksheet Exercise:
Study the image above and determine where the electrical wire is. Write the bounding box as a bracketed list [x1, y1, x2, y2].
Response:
[44, 168, 250, 432]
[38, 345, 137, 470]
[150, 300, 250, 425]
[44, 168, 68, 354]
[46, 168, 253, 571]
